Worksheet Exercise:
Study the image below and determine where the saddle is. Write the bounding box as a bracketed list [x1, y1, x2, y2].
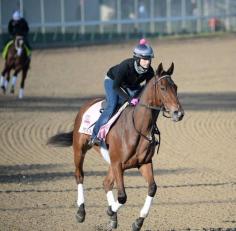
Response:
[78, 100, 128, 141]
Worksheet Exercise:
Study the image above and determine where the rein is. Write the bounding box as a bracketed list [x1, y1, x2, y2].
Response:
[132, 109, 161, 154]
[131, 74, 171, 154]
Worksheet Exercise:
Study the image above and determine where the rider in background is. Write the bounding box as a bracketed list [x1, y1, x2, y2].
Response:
[88, 38, 155, 146]
[2, 10, 31, 59]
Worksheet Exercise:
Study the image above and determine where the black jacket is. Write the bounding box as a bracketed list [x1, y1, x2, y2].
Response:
[8, 18, 29, 37]
[107, 58, 154, 101]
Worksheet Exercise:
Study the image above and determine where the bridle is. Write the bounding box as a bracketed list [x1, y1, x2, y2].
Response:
[131, 74, 173, 154]
[139, 74, 172, 112]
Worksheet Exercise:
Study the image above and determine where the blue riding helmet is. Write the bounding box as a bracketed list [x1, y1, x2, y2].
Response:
[133, 44, 154, 59]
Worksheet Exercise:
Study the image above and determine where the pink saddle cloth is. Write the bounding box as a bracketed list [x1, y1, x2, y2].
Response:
[78, 100, 128, 141]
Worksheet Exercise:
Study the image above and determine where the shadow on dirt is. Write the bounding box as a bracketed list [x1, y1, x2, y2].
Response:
[0, 92, 236, 112]
[0, 164, 235, 190]
[0, 164, 195, 184]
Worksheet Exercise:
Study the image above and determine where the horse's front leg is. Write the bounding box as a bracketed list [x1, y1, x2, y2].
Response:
[10, 67, 22, 95]
[132, 162, 157, 231]
[18, 67, 29, 99]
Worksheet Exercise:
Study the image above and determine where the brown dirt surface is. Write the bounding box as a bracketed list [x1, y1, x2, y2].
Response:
[0, 35, 236, 231]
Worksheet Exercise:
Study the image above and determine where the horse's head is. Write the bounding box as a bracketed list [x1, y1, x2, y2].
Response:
[155, 62, 184, 122]
[14, 35, 24, 56]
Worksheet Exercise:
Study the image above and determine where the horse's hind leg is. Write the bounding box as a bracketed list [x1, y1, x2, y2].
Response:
[103, 166, 118, 229]
[0, 74, 6, 94]
[73, 133, 88, 223]
[1, 69, 5, 89]
[132, 162, 157, 231]
[3, 71, 12, 93]
[1, 65, 10, 94]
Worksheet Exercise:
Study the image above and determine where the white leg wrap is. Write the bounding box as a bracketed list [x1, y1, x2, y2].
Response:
[0, 76, 4, 86]
[106, 191, 115, 206]
[19, 88, 24, 99]
[140, 195, 153, 218]
[4, 80, 8, 88]
[12, 76, 17, 87]
[111, 200, 123, 212]
[77, 184, 84, 207]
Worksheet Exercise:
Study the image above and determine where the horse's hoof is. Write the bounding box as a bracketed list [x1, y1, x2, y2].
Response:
[76, 203, 86, 223]
[107, 206, 118, 229]
[132, 217, 145, 231]
[109, 216, 117, 229]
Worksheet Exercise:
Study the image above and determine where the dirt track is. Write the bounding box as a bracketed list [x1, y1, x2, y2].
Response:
[0, 35, 236, 231]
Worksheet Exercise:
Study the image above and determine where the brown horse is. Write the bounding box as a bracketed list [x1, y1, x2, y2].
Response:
[47, 62, 184, 230]
[0, 35, 30, 99]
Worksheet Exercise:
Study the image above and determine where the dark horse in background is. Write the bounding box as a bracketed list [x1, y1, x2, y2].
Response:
[48, 63, 184, 231]
[1, 35, 30, 99]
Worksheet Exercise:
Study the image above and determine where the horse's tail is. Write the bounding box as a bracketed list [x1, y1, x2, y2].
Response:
[47, 131, 73, 147]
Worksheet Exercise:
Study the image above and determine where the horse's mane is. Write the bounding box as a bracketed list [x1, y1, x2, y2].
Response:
[138, 74, 156, 100]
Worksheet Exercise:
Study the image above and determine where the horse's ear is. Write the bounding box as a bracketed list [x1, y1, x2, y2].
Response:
[167, 62, 174, 75]
[156, 63, 163, 76]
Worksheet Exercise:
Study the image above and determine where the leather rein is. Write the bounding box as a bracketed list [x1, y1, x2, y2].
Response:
[131, 74, 171, 154]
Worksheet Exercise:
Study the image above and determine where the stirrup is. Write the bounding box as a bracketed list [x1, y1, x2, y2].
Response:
[88, 136, 101, 147]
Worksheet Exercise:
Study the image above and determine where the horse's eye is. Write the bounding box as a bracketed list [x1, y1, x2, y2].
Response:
[160, 86, 167, 91]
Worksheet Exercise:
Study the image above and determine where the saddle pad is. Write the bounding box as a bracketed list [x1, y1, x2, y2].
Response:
[2, 41, 13, 59]
[78, 101, 128, 140]
[97, 102, 128, 141]
[2, 40, 31, 59]
[78, 100, 103, 135]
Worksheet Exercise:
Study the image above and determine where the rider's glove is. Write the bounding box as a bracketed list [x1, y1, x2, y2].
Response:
[129, 98, 139, 106]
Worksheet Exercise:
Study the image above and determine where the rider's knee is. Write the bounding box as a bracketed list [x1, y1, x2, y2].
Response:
[148, 182, 157, 197]
[118, 191, 127, 204]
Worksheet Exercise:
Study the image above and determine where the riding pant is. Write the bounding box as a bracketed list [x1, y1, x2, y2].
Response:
[92, 76, 143, 139]
[92, 76, 125, 139]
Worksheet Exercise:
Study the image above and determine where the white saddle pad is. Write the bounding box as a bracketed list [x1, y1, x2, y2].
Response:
[78, 100, 103, 135]
[78, 101, 128, 140]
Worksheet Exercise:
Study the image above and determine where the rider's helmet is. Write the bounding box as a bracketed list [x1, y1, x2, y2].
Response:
[133, 44, 154, 60]
[12, 10, 21, 21]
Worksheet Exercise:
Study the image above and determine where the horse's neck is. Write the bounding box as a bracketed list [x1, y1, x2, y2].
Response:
[135, 80, 161, 131]
[140, 79, 161, 109]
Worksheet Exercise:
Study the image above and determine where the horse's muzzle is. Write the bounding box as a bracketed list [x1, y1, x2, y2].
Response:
[172, 109, 184, 122]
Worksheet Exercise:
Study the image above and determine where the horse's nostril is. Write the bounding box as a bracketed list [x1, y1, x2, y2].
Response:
[173, 111, 179, 116]
[173, 110, 184, 121]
